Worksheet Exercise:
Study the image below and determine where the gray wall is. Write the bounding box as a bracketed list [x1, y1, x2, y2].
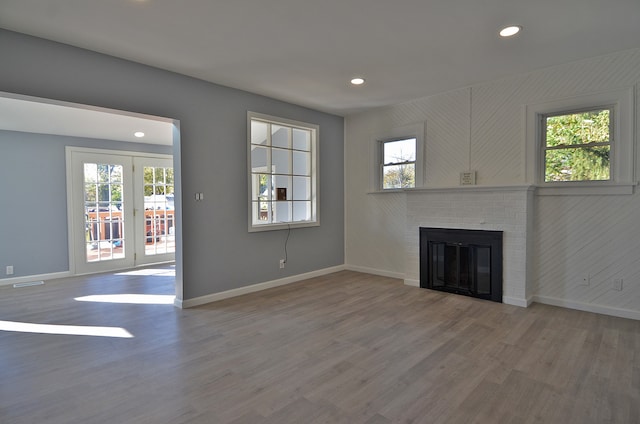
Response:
[0, 130, 171, 279]
[0, 29, 345, 300]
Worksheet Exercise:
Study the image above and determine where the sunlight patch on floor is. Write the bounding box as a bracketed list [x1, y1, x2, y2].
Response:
[0, 320, 134, 338]
[115, 267, 175, 277]
[74, 294, 175, 305]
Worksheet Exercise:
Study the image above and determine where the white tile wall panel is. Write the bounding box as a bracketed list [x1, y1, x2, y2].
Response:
[471, 76, 531, 185]
[534, 194, 640, 310]
[423, 90, 470, 187]
[345, 111, 408, 275]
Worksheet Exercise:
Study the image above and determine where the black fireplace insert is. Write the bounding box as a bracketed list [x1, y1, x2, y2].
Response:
[420, 227, 503, 303]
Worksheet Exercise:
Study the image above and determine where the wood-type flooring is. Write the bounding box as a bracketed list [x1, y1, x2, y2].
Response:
[1, 267, 639, 423]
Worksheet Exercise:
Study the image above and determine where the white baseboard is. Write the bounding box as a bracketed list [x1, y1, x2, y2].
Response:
[404, 279, 420, 287]
[179, 265, 346, 309]
[532, 295, 640, 320]
[503, 296, 532, 308]
[344, 264, 405, 280]
[0, 271, 72, 287]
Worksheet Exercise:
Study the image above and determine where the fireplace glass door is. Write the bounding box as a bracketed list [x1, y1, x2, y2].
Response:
[430, 243, 491, 295]
[420, 228, 502, 302]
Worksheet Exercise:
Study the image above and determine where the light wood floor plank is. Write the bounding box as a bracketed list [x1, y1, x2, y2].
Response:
[1, 267, 639, 423]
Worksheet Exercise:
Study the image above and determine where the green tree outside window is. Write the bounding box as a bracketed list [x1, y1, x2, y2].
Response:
[544, 108, 611, 182]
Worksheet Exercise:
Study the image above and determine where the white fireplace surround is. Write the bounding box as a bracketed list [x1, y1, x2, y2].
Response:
[404, 185, 535, 307]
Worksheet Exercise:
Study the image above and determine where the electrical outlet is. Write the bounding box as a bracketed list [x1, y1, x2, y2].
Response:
[6, 265, 13, 275]
[279, 259, 285, 269]
[613, 278, 623, 291]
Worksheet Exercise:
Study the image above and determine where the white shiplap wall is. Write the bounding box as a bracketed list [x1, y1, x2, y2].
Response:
[345, 48, 640, 319]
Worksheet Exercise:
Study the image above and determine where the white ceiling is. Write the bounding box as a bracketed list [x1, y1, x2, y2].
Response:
[0, 92, 175, 145]
[1, 0, 640, 118]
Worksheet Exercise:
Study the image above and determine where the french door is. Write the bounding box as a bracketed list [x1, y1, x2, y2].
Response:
[133, 156, 175, 265]
[68, 148, 174, 275]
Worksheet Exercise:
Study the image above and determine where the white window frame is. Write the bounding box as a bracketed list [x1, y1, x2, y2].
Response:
[247, 111, 319, 232]
[369, 122, 425, 192]
[541, 105, 614, 183]
[380, 137, 418, 190]
[525, 88, 635, 195]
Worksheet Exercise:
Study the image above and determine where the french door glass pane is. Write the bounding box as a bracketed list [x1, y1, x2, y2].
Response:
[143, 166, 175, 256]
[83, 163, 124, 263]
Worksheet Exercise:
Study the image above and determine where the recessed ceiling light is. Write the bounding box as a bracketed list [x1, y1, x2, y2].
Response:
[350, 77, 365, 85]
[499, 25, 522, 37]
[134, 131, 145, 138]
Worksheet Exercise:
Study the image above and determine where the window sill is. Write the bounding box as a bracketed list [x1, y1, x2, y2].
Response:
[367, 188, 407, 194]
[536, 182, 636, 196]
[249, 221, 319, 232]
[367, 184, 534, 194]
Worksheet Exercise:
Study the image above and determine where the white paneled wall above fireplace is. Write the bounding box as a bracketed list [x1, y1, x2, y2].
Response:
[345, 48, 640, 320]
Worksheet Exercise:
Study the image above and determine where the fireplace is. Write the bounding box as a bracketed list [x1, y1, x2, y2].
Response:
[420, 227, 503, 303]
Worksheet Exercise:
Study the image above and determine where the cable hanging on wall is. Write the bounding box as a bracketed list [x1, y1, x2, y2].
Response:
[283, 223, 291, 264]
[468, 86, 473, 171]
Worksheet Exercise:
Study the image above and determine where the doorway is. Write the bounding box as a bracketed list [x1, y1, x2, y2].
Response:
[0, 91, 181, 303]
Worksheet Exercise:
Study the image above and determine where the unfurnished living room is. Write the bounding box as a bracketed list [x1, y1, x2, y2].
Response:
[1, 1, 639, 423]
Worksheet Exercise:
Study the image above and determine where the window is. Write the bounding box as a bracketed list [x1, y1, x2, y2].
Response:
[381, 137, 417, 189]
[248, 112, 318, 231]
[542, 107, 612, 182]
[369, 122, 424, 193]
[526, 87, 634, 195]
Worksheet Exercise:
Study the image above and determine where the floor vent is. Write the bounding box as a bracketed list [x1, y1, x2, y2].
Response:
[13, 281, 45, 288]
